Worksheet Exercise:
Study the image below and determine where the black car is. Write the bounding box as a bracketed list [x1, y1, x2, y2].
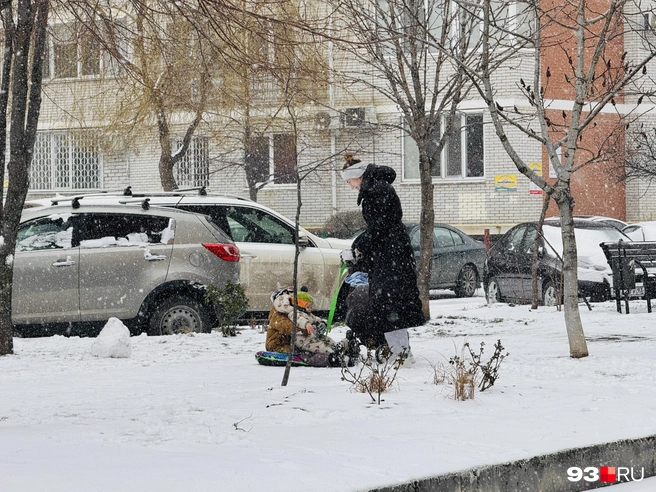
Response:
[405, 222, 487, 297]
[484, 219, 630, 305]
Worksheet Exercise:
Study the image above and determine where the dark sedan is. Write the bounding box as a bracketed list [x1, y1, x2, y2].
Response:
[484, 219, 630, 306]
[405, 223, 487, 297]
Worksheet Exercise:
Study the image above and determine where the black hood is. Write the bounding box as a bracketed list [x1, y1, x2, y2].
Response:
[358, 164, 396, 205]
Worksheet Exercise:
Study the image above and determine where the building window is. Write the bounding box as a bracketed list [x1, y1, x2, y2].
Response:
[174, 137, 210, 188]
[489, 0, 536, 44]
[31, 131, 101, 190]
[48, 23, 101, 79]
[247, 133, 297, 185]
[403, 112, 484, 180]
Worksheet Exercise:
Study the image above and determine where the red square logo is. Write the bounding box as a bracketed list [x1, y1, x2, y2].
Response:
[600, 466, 616, 483]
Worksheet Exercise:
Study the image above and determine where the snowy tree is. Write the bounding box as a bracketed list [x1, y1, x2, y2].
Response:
[330, 0, 476, 316]
[464, 0, 656, 357]
[200, 0, 337, 202]
[63, 0, 220, 191]
[0, 0, 49, 356]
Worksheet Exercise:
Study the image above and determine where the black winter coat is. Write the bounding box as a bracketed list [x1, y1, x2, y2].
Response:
[351, 164, 425, 337]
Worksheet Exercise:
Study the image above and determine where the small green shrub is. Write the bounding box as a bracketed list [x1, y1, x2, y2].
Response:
[204, 281, 249, 336]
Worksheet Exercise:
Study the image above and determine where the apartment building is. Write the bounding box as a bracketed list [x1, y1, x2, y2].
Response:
[29, 2, 656, 236]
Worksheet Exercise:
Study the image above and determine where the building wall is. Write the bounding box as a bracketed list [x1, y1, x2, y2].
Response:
[28, 5, 656, 234]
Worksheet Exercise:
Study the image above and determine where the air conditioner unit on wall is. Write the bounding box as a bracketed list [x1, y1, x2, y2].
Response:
[314, 110, 340, 131]
[341, 107, 377, 128]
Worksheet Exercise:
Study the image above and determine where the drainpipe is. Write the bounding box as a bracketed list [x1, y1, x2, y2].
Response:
[329, 16, 337, 217]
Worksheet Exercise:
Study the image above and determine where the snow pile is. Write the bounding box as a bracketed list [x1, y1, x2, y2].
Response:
[90, 317, 132, 358]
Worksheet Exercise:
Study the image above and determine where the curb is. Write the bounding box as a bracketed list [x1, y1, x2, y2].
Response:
[365, 434, 656, 492]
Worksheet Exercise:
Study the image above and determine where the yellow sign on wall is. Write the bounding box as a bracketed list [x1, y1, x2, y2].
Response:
[494, 174, 517, 192]
[528, 162, 543, 195]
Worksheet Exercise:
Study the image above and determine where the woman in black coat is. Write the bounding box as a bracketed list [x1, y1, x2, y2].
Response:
[342, 155, 425, 351]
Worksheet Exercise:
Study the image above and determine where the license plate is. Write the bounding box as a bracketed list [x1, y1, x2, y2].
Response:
[630, 286, 645, 297]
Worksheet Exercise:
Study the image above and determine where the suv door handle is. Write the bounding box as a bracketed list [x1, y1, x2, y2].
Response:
[240, 253, 257, 259]
[145, 254, 167, 261]
[53, 259, 75, 267]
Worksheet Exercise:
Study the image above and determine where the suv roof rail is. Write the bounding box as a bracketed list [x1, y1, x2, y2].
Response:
[118, 198, 151, 210]
[46, 186, 256, 204]
[50, 189, 130, 205]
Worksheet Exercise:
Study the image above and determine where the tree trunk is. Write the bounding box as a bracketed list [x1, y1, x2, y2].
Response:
[0, 0, 49, 356]
[159, 153, 178, 191]
[282, 162, 302, 386]
[531, 193, 551, 310]
[417, 151, 435, 319]
[555, 191, 589, 358]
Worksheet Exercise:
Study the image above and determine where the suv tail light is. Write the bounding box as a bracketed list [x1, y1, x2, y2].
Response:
[203, 243, 240, 262]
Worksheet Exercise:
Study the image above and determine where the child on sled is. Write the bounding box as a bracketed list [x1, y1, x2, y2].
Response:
[265, 287, 359, 367]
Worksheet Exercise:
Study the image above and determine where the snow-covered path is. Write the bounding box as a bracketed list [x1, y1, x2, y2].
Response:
[2, 294, 655, 491]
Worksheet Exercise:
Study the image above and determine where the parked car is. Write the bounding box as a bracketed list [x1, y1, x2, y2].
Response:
[346, 222, 486, 297]
[545, 215, 628, 231]
[27, 189, 353, 316]
[622, 222, 656, 241]
[14, 202, 240, 336]
[484, 219, 631, 306]
[405, 222, 486, 297]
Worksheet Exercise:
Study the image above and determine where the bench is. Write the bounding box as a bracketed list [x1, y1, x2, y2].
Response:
[600, 240, 656, 313]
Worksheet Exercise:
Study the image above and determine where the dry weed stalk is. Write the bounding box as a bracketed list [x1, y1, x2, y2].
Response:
[448, 354, 476, 401]
[432, 339, 509, 401]
[341, 351, 404, 404]
[428, 360, 447, 385]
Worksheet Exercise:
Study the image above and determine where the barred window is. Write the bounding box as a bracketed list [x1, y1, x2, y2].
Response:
[31, 131, 101, 191]
[174, 136, 209, 188]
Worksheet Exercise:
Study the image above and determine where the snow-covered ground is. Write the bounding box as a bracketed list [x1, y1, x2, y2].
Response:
[1, 292, 655, 492]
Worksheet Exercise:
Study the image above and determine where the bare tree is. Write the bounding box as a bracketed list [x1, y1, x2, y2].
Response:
[0, 0, 49, 356]
[200, 0, 334, 202]
[624, 126, 656, 182]
[330, 0, 476, 316]
[63, 0, 218, 191]
[465, 0, 656, 357]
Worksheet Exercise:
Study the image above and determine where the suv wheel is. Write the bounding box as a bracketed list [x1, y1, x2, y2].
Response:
[149, 296, 213, 335]
[486, 277, 501, 303]
[455, 265, 478, 298]
[542, 281, 560, 307]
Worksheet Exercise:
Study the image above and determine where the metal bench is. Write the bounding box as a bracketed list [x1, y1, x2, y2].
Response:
[600, 240, 656, 313]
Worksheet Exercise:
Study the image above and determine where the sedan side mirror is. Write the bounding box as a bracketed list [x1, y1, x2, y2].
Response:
[298, 235, 309, 249]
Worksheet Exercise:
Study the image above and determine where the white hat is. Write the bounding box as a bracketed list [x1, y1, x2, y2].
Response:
[341, 162, 368, 181]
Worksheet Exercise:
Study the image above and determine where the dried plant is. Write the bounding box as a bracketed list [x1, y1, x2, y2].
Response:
[448, 352, 477, 401]
[340, 350, 405, 404]
[465, 340, 510, 392]
[428, 360, 448, 385]
[433, 339, 509, 400]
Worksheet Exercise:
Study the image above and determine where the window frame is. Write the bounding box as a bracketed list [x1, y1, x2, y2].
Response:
[403, 111, 485, 182]
[47, 23, 104, 80]
[247, 133, 298, 186]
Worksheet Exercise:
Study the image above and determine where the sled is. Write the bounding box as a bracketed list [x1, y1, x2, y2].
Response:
[255, 351, 309, 367]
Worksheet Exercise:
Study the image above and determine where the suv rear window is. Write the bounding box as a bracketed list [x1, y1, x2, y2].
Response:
[77, 213, 173, 248]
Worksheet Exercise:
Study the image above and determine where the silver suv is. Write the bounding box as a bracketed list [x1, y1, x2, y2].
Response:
[29, 188, 353, 315]
[15, 200, 240, 336]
